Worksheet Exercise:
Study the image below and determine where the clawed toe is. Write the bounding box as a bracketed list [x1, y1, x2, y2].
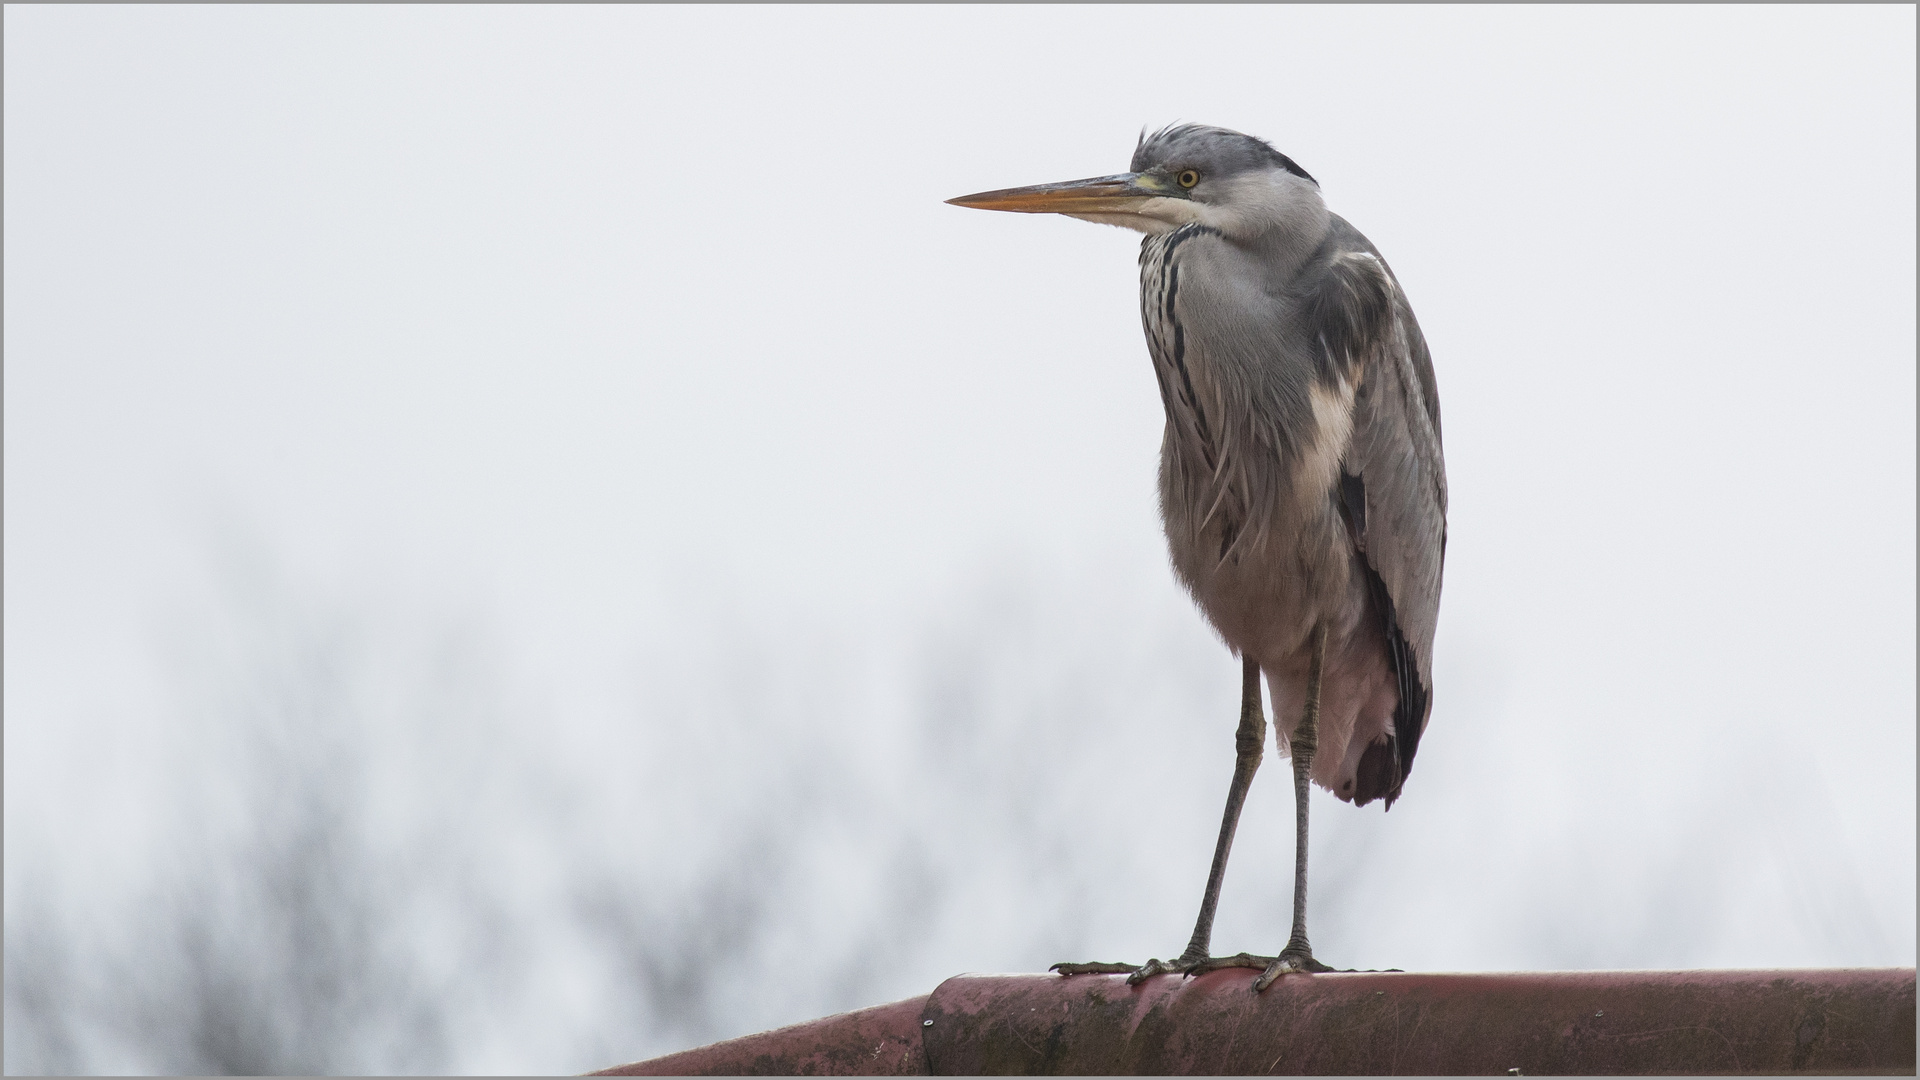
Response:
[1049, 961, 1138, 976]
[1252, 951, 1335, 990]
[1048, 958, 1192, 983]
[1126, 957, 1196, 984]
[1057, 950, 1360, 990]
[1050, 957, 1208, 984]
[1187, 951, 1278, 976]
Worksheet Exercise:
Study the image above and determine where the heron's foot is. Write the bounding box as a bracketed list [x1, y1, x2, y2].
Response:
[1054, 951, 1385, 988]
[1187, 951, 1280, 975]
[1123, 955, 1208, 985]
[1049, 954, 1210, 984]
[1252, 949, 1334, 990]
[1048, 958, 1189, 983]
[1052, 953, 1275, 985]
[1048, 961, 1137, 976]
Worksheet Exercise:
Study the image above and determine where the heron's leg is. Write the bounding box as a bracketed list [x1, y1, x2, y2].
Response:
[1171, 656, 1267, 962]
[1255, 623, 1333, 990]
[1050, 656, 1266, 982]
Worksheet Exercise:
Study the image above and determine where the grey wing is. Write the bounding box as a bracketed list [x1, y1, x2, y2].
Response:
[1317, 247, 1447, 801]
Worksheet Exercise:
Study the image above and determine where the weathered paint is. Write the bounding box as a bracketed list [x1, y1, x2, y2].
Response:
[595, 967, 1916, 1076]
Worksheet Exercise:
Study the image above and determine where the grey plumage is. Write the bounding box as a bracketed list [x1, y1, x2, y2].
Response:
[950, 123, 1445, 983]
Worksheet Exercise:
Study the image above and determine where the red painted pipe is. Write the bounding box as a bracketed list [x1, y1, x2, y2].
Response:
[592, 968, 1916, 1076]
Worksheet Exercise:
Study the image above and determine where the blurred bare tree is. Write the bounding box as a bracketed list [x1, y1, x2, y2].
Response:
[11, 552, 1892, 1074]
[4, 892, 83, 1075]
[6, 559, 1192, 1073]
[7, 584, 456, 1074]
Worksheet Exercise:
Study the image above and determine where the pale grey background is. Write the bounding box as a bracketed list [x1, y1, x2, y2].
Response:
[5, 5, 1914, 1074]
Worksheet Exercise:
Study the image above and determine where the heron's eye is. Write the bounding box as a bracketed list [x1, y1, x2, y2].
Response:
[1177, 170, 1200, 189]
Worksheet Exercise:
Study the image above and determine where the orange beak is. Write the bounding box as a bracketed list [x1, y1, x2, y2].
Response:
[946, 173, 1169, 215]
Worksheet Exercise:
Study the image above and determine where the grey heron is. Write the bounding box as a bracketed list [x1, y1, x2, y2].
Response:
[948, 124, 1446, 989]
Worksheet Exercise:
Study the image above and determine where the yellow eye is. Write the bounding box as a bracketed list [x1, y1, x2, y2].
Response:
[1177, 169, 1200, 189]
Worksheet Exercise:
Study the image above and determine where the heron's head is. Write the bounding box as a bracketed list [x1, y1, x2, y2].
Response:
[948, 124, 1323, 241]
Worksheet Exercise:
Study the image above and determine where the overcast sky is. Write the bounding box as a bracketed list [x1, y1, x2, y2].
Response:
[6, 5, 1915, 1073]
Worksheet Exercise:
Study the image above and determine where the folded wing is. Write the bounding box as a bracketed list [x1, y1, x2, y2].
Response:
[1315, 242, 1448, 803]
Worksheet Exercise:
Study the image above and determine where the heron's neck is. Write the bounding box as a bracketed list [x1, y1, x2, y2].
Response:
[1215, 175, 1332, 283]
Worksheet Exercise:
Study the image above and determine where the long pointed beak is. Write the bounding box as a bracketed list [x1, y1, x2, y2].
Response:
[946, 172, 1170, 214]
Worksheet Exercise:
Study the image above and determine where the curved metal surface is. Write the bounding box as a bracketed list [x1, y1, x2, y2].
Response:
[918, 968, 1916, 1075]
[593, 968, 1915, 1075]
[590, 994, 929, 1076]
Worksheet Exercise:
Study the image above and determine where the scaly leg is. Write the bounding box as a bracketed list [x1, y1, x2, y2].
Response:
[1050, 655, 1266, 981]
[1255, 622, 1332, 990]
[1175, 654, 1268, 964]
